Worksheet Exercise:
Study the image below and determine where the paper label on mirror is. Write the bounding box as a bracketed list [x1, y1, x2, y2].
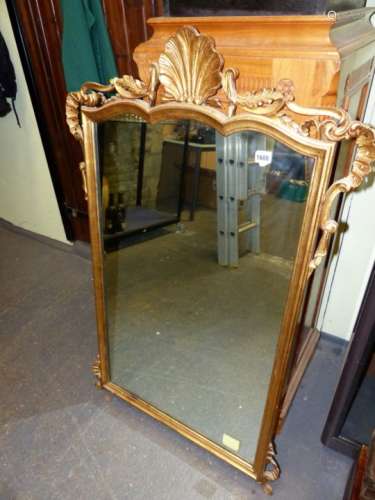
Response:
[222, 433, 240, 452]
[255, 150, 273, 167]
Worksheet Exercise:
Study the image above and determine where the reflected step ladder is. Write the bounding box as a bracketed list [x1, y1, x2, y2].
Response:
[216, 132, 266, 267]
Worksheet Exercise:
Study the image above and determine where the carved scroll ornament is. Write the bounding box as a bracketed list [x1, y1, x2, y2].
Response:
[92, 354, 102, 388]
[66, 25, 375, 278]
[308, 123, 375, 275]
[262, 443, 281, 495]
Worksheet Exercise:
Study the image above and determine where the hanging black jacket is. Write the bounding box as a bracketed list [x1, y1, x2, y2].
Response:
[0, 30, 20, 126]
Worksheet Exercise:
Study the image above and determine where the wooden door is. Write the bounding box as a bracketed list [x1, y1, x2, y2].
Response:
[7, 0, 162, 242]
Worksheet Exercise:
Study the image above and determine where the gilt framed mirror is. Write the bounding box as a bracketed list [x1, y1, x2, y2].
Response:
[66, 26, 375, 493]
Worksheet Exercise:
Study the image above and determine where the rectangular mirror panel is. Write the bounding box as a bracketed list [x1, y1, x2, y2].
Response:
[98, 116, 315, 461]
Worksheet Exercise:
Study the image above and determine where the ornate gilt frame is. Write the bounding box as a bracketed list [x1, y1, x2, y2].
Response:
[66, 26, 375, 493]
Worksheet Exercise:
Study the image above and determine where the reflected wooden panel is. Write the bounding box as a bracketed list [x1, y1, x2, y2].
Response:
[98, 116, 313, 461]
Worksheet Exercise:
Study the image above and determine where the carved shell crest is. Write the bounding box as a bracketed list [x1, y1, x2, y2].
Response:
[159, 26, 224, 105]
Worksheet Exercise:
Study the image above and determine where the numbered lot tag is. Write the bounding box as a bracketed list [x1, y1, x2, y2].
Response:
[222, 433, 240, 452]
[255, 150, 273, 167]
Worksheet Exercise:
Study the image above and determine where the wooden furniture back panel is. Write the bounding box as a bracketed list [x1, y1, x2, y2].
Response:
[103, 0, 163, 76]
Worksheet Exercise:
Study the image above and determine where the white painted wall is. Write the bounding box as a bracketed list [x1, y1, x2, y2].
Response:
[317, 76, 375, 341]
[0, 1, 68, 243]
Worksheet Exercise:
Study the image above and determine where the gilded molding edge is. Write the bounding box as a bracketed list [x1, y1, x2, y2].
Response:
[65, 25, 375, 276]
[92, 354, 102, 388]
[79, 162, 88, 201]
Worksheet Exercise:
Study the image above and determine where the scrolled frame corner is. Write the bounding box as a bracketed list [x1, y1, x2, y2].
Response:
[92, 353, 103, 388]
[66, 87, 107, 146]
[260, 442, 281, 495]
[307, 120, 375, 277]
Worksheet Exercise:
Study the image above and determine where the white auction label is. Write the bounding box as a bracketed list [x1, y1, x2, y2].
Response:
[255, 150, 273, 167]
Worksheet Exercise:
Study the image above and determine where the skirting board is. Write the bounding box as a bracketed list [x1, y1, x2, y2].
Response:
[0, 218, 91, 259]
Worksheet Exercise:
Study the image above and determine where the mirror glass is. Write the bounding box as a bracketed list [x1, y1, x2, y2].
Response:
[97, 115, 315, 461]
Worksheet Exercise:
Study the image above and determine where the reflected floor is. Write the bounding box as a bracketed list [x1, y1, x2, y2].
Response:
[106, 209, 293, 462]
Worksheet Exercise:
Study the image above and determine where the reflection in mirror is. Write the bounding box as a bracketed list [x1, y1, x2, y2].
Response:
[98, 115, 315, 461]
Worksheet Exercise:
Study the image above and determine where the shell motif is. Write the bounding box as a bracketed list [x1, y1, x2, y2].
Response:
[159, 26, 224, 105]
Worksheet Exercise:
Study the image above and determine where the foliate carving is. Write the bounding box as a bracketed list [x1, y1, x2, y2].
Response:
[274, 101, 375, 276]
[159, 26, 224, 105]
[306, 119, 375, 276]
[110, 62, 159, 104]
[222, 70, 295, 117]
[111, 75, 148, 99]
[92, 354, 102, 388]
[237, 81, 295, 115]
[66, 89, 106, 145]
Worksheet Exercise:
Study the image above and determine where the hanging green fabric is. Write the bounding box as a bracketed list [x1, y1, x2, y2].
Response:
[61, 0, 117, 92]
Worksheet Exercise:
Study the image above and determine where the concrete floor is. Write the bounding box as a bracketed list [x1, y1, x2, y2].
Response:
[0, 224, 353, 499]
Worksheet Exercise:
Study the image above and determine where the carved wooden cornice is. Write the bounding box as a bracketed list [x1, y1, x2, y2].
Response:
[66, 24, 375, 283]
